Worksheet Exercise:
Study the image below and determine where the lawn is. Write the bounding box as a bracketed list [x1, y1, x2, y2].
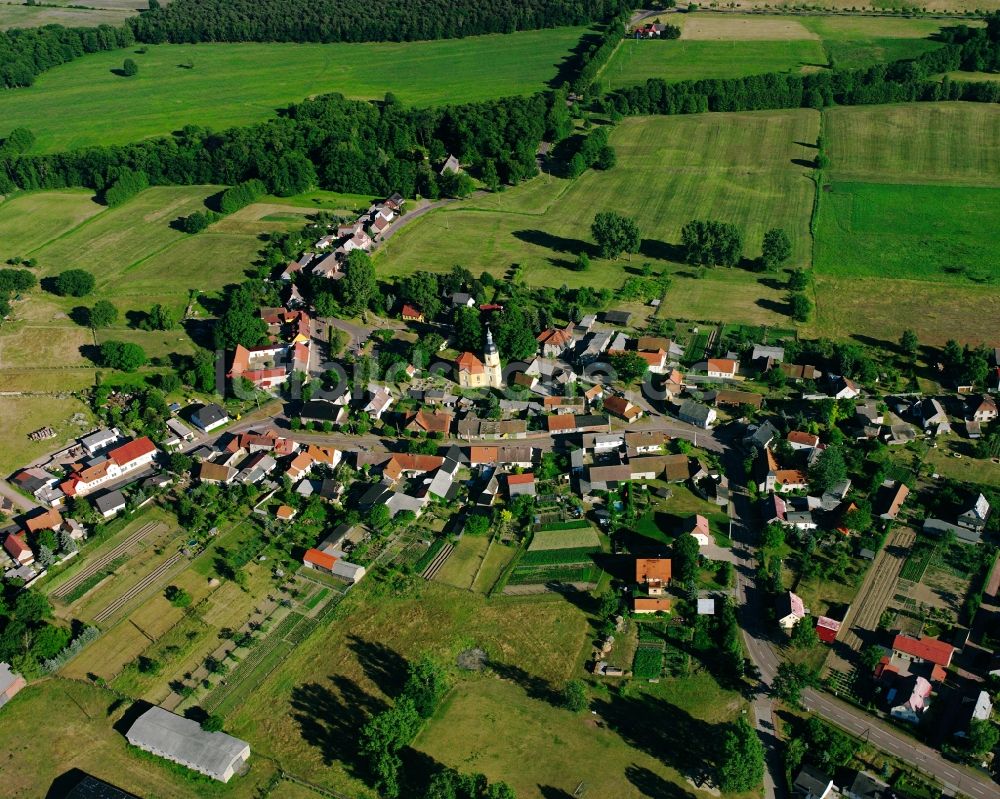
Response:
[227, 580, 591, 797]
[414, 676, 745, 799]
[529, 525, 601, 551]
[0, 395, 93, 476]
[0, 28, 586, 153]
[433, 535, 491, 590]
[823, 103, 1000, 186]
[0, 679, 277, 798]
[379, 109, 818, 297]
[814, 181, 1000, 283]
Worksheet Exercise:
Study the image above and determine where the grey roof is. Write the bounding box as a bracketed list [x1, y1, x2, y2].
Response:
[192, 403, 227, 428]
[751, 344, 785, 362]
[678, 399, 713, 424]
[94, 490, 126, 514]
[845, 771, 887, 799]
[80, 428, 118, 451]
[126, 706, 249, 782]
[603, 310, 631, 325]
[166, 418, 195, 438]
[748, 420, 779, 447]
[793, 764, 832, 798]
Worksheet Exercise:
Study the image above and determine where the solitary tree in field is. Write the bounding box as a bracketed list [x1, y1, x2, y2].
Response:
[54, 269, 95, 297]
[88, 300, 118, 329]
[591, 211, 640, 260]
[900, 329, 919, 357]
[122, 58, 138, 77]
[760, 228, 792, 270]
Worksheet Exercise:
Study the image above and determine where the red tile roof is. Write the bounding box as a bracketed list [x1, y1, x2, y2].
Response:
[23, 508, 63, 534]
[109, 437, 156, 468]
[468, 446, 499, 464]
[546, 415, 576, 432]
[636, 558, 672, 584]
[304, 547, 337, 571]
[892, 634, 954, 668]
[707, 358, 737, 374]
[401, 304, 423, 319]
[4, 533, 32, 561]
[456, 351, 484, 374]
[788, 430, 820, 447]
[634, 598, 672, 612]
[507, 473, 535, 485]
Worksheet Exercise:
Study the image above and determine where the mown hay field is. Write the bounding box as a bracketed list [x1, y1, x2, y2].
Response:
[0, 28, 586, 153]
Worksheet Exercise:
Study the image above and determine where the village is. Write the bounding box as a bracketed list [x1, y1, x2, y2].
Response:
[0, 193, 998, 799]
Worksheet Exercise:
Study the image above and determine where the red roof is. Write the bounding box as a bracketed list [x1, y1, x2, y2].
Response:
[401, 304, 423, 319]
[109, 437, 156, 467]
[634, 598, 672, 612]
[304, 548, 337, 570]
[507, 473, 535, 485]
[4, 533, 32, 560]
[788, 430, 820, 447]
[546, 415, 576, 432]
[816, 616, 841, 644]
[707, 358, 737, 374]
[892, 634, 954, 668]
[456, 351, 484, 374]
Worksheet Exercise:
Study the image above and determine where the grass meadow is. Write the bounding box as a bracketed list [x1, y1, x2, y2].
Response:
[0, 1, 133, 29]
[0, 28, 586, 153]
[600, 13, 954, 90]
[380, 109, 818, 325]
[0, 395, 93, 475]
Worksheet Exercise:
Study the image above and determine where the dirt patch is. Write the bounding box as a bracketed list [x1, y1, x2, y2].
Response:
[457, 647, 488, 671]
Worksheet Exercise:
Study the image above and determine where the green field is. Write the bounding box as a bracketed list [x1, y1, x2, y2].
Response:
[0, 1, 133, 29]
[0, 28, 586, 153]
[601, 14, 951, 90]
[379, 108, 818, 324]
[529, 525, 602, 551]
[814, 181, 1000, 282]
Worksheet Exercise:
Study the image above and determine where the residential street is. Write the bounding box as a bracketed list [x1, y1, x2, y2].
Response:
[722, 440, 998, 799]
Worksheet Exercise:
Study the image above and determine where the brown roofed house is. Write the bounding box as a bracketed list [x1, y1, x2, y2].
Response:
[635, 558, 671, 595]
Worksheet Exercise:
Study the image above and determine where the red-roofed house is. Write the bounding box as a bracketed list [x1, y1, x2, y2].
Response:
[61, 437, 158, 497]
[777, 591, 806, 629]
[636, 558, 671, 595]
[707, 358, 738, 379]
[401, 304, 424, 323]
[536, 325, 574, 357]
[604, 396, 643, 423]
[506, 473, 536, 498]
[787, 431, 820, 450]
[4, 533, 33, 566]
[816, 616, 841, 644]
[891, 634, 954, 671]
[404, 408, 453, 436]
[546, 414, 576, 433]
[634, 597, 672, 614]
[683, 514, 710, 546]
[384, 454, 445, 482]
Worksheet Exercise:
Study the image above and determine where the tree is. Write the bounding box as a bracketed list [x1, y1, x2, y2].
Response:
[844, 504, 873, 534]
[790, 292, 812, 322]
[572, 252, 590, 272]
[900, 329, 918, 357]
[404, 656, 449, 718]
[164, 585, 192, 607]
[681, 219, 744, 267]
[481, 159, 500, 192]
[340, 250, 377, 314]
[761, 522, 785, 552]
[591, 212, 640, 260]
[787, 269, 809, 291]
[453, 305, 483, 352]
[122, 58, 138, 77]
[494, 306, 538, 362]
[608, 351, 648, 383]
[54, 269, 95, 297]
[144, 303, 176, 331]
[672, 532, 700, 588]
[88, 299, 118, 328]
[367, 503, 391, 530]
[790, 618, 819, 650]
[14, 590, 52, 623]
[967, 718, 999, 756]
[760, 228, 792, 270]
[202, 714, 225, 732]
[216, 284, 267, 349]
[718, 718, 765, 793]
[772, 660, 812, 703]
[810, 446, 847, 494]
[99, 341, 147, 371]
[561, 679, 588, 712]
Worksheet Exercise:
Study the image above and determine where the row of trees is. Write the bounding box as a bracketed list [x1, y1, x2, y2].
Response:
[0, 91, 553, 199]
[599, 18, 1000, 117]
[130, 0, 627, 46]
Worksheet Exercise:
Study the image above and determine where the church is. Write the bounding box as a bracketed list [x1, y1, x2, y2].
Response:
[456, 327, 503, 389]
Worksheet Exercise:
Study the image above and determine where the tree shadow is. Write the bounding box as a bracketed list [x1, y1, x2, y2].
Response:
[69, 306, 91, 327]
[39, 276, 61, 295]
[547, 28, 603, 89]
[626, 764, 698, 799]
[109, 68, 130, 77]
[78, 343, 102, 366]
[758, 277, 786, 291]
[794, 140, 819, 150]
[791, 158, 818, 169]
[346, 636, 409, 697]
[755, 297, 790, 316]
[512, 229, 593, 257]
[488, 660, 562, 706]
[290, 676, 387, 772]
[539, 786, 577, 799]
[182, 318, 216, 350]
[638, 239, 685, 263]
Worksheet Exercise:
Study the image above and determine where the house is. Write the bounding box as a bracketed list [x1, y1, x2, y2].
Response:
[125, 706, 250, 783]
[958, 494, 990, 532]
[275, 505, 297, 522]
[697, 598, 716, 616]
[3, 533, 33, 566]
[787, 431, 820, 450]
[761, 493, 787, 525]
[911, 397, 950, 435]
[363, 387, 394, 420]
[955, 690, 994, 738]
[677, 399, 716, 429]
[856, 401, 884, 426]
[586, 464, 633, 491]
[300, 396, 349, 427]
[199, 462, 237, 485]
[604, 395, 643, 423]
[776, 591, 806, 629]
[60, 436, 159, 498]
[829, 375, 860, 400]
[712, 389, 763, 410]
[683, 514, 710, 546]
[11, 467, 58, 501]
[450, 292, 475, 308]
[842, 771, 889, 799]
[536, 325, 575, 358]
[80, 428, 119, 456]
[401, 304, 424, 323]
[635, 558, 671, 595]
[891, 634, 954, 672]
[633, 598, 672, 614]
[792, 765, 836, 799]
[757, 449, 808, 494]
[876, 480, 909, 521]
[746, 420, 779, 450]
[404, 408, 453, 436]
[303, 547, 366, 584]
[625, 430, 665, 455]
[440, 154, 461, 175]
[506, 473, 536, 498]
[816, 616, 841, 644]
[706, 358, 738, 379]
[94, 490, 127, 519]
[166, 418, 195, 443]
[603, 310, 631, 326]
[584, 383, 605, 406]
[968, 394, 998, 422]
[890, 676, 932, 724]
[383, 453, 444, 482]
[546, 414, 610, 436]
[23, 507, 64, 535]
[751, 344, 785, 366]
[780, 363, 821, 381]
[660, 454, 691, 483]
[786, 511, 816, 531]
[190, 404, 229, 433]
[0, 662, 26, 709]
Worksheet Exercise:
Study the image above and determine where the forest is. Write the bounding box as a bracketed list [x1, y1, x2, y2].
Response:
[0, 24, 134, 88]
[128, 0, 628, 44]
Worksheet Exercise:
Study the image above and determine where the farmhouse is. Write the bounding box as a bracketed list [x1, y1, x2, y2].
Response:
[125, 706, 250, 783]
[404, 408, 453, 436]
[506, 472, 536, 498]
[303, 548, 366, 584]
[94, 490, 127, 519]
[22, 507, 64, 535]
[536, 325, 574, 357]
[636, 558, 671, 595]
[3, 533, 33, 566]
[677, 399, 716, 429]
[706, 358, 737, 379]
[401, 304, 424, 323]
[60, 436, 158, 497]
[876, 480, 909, 521]
[604, 395, 643, 422]
[890, 634, 954, 673]
[633, 598, 672, 614]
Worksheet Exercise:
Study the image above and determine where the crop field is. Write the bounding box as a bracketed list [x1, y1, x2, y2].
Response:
[227, 580, 590, 797]
[0, 28, 586, 153]
[0, 679, 277, 799]
[380, 109, 818, 300]
[415, 677, 745, 799]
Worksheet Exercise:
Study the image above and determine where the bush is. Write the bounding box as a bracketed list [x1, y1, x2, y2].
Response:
[179, 210, 220, 233]
[122, 58, 138, 76]
[103, 168, 148, 207]
[561, 679, 588, 712]
[88, 299, 118, 328]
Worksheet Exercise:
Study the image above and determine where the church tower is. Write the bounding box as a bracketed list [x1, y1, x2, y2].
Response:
[484, 326, 503, 388]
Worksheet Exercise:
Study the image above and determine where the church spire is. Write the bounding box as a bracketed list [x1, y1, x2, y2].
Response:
[485, 325, 498, 357]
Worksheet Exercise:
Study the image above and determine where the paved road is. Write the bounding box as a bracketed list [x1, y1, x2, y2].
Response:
[722, 441, 997, 799]
[0, 478, 39, 514]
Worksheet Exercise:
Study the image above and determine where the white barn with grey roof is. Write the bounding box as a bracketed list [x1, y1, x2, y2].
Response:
[126, 706, 250, 782]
